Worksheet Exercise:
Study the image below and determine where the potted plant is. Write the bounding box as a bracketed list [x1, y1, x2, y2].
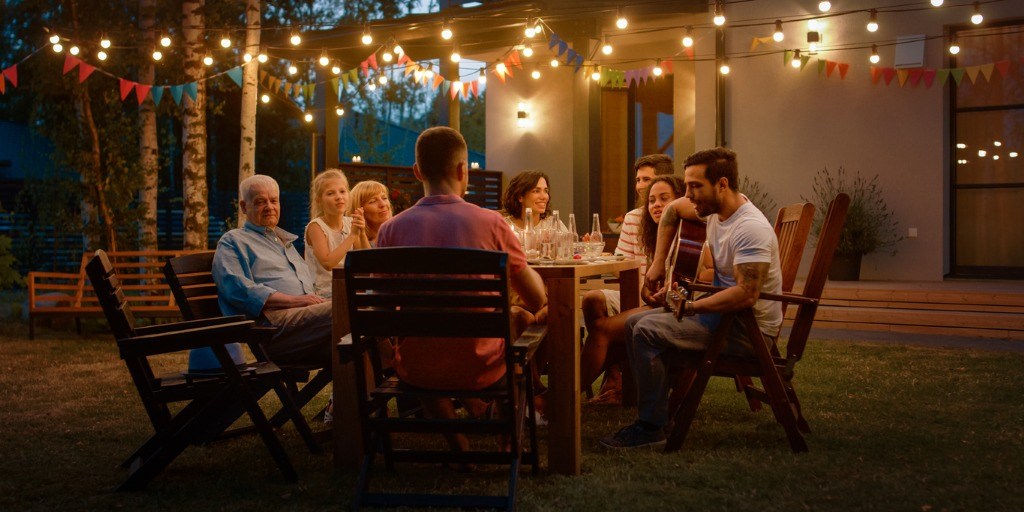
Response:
[803, 166, 902, 280]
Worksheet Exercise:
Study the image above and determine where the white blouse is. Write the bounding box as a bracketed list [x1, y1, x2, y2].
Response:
[304, 216, 353, 298]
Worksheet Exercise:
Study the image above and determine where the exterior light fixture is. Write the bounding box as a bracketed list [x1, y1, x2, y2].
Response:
[601, 36, 612, 55]
[773, 20, 784, 42]
[971, 2, 983, 25]
[616, 9, 628, 30]
[713, 1, 726, 26]
[867, 10, 879, 32]
[682, 26, 694, 47]
[719, 57, 730, 75]
[869, 44, 880, 64]
[361, 24, 373, 45]
[441, 19, 453, 40]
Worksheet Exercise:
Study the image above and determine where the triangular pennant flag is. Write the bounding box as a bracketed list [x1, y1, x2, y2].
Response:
[470, 80, 479, 97]
[684, 47, 694, 60]
[329, 77, 339, 96]
[817, 59, 827, 76]
[258, 69, 268, 86]
[936, 69, 950, 87]
[897, 69, 909, 87]
[564, 49, 575, 66]
[799, 55, 810, 70]
[367, 53, 378, 70]
[403, 62, 416, 76]
[360, 60, 369, 77]
[440, 80, 450, 96]
[432, 74, 444, 90]
[340, 72, 350, 88]
[78, 62, 96, 83]
[271, 76, 281, 92]
[184, 82, 198, 102]
[508, 50, 522, 69]
[826, 60, 837, 77]
[549, 33, 560, 50]
[838, 63, 849, 79]
[150, 86, 164, 105]
[226, 66, 243, 87]
[2, 66, 17, 87]
[397, 53, 410, 66]
[462, 81, 469, 99]
[870, 67, 881, 84]
[950, 68, 965, 85]
[557, 41, 568, 57]
[62, 54, 80, 75]
[349, 68, 359, 83]
[0, 78, 5, 94]
[908, 69, 923, 87]
[307, 82, 316, 99]
[118, 78, 136, 101]
[170, 84, 184, 105]
[574, 54, 583, 72]
[750, 37, 763, 53]
[882, 67, 896, 85]
[640, 69, 651, 84]
[979, 63, 995, 82]
[964, 66, 980, 84]
[783, 50, 793, 68]
[449, 81, 460, 100]
[923, 69, 937, 88]
[135, 84, 151, 105]
[995, 60, 1011, 77]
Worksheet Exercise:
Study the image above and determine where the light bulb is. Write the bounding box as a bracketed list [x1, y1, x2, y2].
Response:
[1010, 152, 1018, 158]
[550, 58, 559, 67]
[792, 50, 802, 68]
[160, 34, 171, 47]
[818, 2, 831, 13]
[290, 33, 301, 46]
[257, 52, 268, 63]
[361, 25, 372, 45]
[100, 36, 111, 49]
[532, 68, 540, 80]
[261, 94, 269, 103]
[287, 64, 297, 75]
[616, 14, 628, 30]
[971, 2, 983, 25]
[152, 50, 162, 61]
[869, 45, 880, 64]
[591, 68, 601, 81]
[525, 26, 536, 38]
[243, 53, 252, 63]
[378, 75, 388, 85]
[382, 50, 393, 62]
[414, 69, 423, 81]
[331, 65, 341, 75]
[52, 43, 63, 53]
[203, 54, 214, 66]
[441, 19, 453, 40]
[994, 141, 1002, 146]
[993, 155, 1000, 160]
[773, 20, 784, 42]
[368, 82, 377, 91]
[425, 66, 435, 79]
[220, 35, 231, 48]
[867, 10, 878, 32]
[493, 63, 504, 76]
[652, 60, 663, 76]
[808, 19, 820, 31]
[522, 44, 533, 58]
[393, 44, 403, 55]
[601, 37, 612, 55]
[319, 53, 329, 67]
[949, 42, 960, 55]
[720, 59, 730, 75]
[336, 107, 345, 116]
[451, 46, 461, 63]
[69, 45, 80, 56]
[978, 149, 987, 157]
[49, 34, 60, 44]
[682, 27, 694, 48]
[713, 2, 725, 26]
[931, 0, 944, 5]
[97, 50, 108, 61]
[304, 113, 313, 123]
[479, 68, 487, 84]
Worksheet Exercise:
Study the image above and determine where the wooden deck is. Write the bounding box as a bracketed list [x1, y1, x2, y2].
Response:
[788, 279, 1024, 341]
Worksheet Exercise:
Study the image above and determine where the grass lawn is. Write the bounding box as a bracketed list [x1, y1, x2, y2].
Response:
[1, 321, 1022, 511]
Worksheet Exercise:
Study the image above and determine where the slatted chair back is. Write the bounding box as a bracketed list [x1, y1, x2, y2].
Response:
[343, 247, 539, 510]
[86, 250, 139, 341]
[164, 251, 220, 320]
[773, 202, 815, 294]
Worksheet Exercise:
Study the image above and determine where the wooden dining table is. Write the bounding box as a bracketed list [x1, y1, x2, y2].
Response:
[330, 257, 641, 476]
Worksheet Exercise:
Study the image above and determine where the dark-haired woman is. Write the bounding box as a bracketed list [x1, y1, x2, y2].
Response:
[500, 170, 566, 241]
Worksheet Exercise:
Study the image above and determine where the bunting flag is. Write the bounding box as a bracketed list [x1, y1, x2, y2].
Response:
[882, 67, 896, 85]
[995, 60, 1011, 77]
[783, 50, 794, 68]
[549, 33, 560, 50]
[923, 69, 937, 88]
[870, 67, 882, 84]
[367, 53, 378, 70]
[169, 84, 183, 105]
[950, 68, 965, 85]
[838, 63, 849, 79]
[508, 50, 522, 69]
[908, 69, 923, 87]
[135, 84, 151, 105]
[184, 82, 197, 102]
[226, 66, 243, 87]
[329, 77, 339, 96]
[965, 65, 981, 84]
[574, 54, 583, 72]
[349, 68, 359, 84]
[150, 86, 164, 106]
[558, 41, 569, 57]
[118, 78, 135, 101]
[258, 69, 268, 86]
[3, 66, 16, 88]
[980, 63, 995, 82]
[826, 60, 837, 77]
[935, 69, 950, 87]
[63, 54, 80, 75]
[470, 80, 479, 97]
[432, 74, 444, 90]
[440, 80, 449, 96]
[799, 54, 810, 70]
[0, 78, 5, 94]
[340, 72, 350, 89]
[684, 47, 694, 60]
[449, 80, 461, 100]
[750, 36, 773, 52]
[897, 69, 909, 87]
[360, 59, 369, 77]
[78, 62, 95, 83]
[817, 59, 827, 76]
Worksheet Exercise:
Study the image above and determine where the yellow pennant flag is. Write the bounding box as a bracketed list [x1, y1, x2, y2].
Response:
[897, 69, 910, 87]
[964, 65, 981, 84]
[979, 63, 995, 82]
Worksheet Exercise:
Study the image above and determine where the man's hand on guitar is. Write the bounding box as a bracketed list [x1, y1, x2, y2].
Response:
[645, 260, 666, 290]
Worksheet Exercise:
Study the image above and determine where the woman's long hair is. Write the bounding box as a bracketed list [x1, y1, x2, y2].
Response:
[640, 175, 687, 257]
[501, 170, 551, 220]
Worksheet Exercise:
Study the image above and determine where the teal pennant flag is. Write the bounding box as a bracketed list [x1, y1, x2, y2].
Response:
[226, 66, 243, 87]
[184, 82, 198, 102]
[170, 85, 184, 105]
[150, 86, 164, 106]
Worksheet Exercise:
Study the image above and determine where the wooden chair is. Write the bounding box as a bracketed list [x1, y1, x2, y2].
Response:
[342, 247, 545, 510]
[163, 251, 332, 429]
[86, 250, 320, 491]
[664, 193, 849, 453]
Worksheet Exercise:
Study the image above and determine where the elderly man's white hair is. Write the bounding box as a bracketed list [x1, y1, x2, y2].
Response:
[239, 174, 279, 203]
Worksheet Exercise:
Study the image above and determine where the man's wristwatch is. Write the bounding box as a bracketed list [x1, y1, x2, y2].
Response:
[682, 300, 696, 317]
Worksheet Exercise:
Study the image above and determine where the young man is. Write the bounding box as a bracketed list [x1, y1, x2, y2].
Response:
[599, 147, 783, 450]
[376, 126, 547, 452]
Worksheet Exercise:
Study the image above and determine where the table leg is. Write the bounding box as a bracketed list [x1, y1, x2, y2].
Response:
[617, 268, 641, 407]
[546, 276, 581, 475]
[332, 274, 363, 470]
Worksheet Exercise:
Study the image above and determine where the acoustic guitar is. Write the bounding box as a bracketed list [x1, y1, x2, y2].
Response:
[664, 218, 707, 317]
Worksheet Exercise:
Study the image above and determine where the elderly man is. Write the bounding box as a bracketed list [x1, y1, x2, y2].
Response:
[212, 174, 332, 368]
[377, 126, 547, 452]
[599, 147, 783, 450]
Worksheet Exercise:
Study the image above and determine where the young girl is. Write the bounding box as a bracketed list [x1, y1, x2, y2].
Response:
[304, 169, 368, 298]
[347, 180, 393, 247]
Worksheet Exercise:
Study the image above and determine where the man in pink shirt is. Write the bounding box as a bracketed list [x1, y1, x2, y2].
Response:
[376, 126, 547, 451]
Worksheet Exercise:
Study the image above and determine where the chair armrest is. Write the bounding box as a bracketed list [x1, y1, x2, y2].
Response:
[685, 284, 818, 306]
[512, 324, 547, 363]
[133, 315, 248, 336]
[117, 320, 256, 358]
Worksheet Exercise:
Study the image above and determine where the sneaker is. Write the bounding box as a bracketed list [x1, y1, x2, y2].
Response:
[598, 421, 666, 450]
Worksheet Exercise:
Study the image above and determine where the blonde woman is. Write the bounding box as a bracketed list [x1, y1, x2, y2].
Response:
[304, 169, 368, 297]
[347, 180, 393, 247]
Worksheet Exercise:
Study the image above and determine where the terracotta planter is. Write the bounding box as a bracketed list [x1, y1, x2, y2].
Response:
[828, 253, 862, 281]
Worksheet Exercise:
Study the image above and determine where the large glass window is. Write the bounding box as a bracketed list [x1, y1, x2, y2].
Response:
[951, 22, 1024, 277]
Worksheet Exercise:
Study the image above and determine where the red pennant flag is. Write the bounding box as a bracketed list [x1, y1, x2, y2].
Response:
[397, 53, 410, 66]
[470, 80, 479, 97]
[135, 84, 151, 105]
[78, 62, 96, 83]
[367, 53, 378, 70]
[0, 78, 5, 94]
[826, 60, 837, 77]
[63, 55, 80, 75]
[838, 63, 849, 79]
[908, 69, 924, 87]
[118, 78, 136, 101]
[684, 47, 694, 60]
[882, 67, 896, 85]
[3, 65, 18, 87]
[870, 67, 881, 84]
[923, 69, 937, 88]
[995, 60, 1011, 77]
[360, 60, 369, 77]
[508, 50, 522, 69]
[664, 60, 673, 75]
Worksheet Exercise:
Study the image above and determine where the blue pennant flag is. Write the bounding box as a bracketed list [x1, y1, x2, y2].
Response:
[226, 66, 243, 88]
[574, 54, 584, 72]
[558, 41, 568, 57]
[440, 80, 450, 96]
[184, 82, 198, 102]
[150, 86, 164, 106]
[170, 85, 184, 105]
[549, 33, 560, 50]
[565, 49, 576, 66]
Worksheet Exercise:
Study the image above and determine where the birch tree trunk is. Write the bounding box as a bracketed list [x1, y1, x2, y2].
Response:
[182, 0, 208, 250]
[238, 0, 260, 226]
[138, 0, 159, 250]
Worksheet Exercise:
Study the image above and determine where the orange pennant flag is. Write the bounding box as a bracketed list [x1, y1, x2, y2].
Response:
[826, 60, 837, 77]
[870, 67, 881, 84]
[838, 63, 849, 79]
[0, 78, 5, 94]
[508, 50, 522, 69]
[897, 69, 909, 87]
[470, 80, 479, 97]
[432, 74, 444, 90]
[404, 63, 416, 77]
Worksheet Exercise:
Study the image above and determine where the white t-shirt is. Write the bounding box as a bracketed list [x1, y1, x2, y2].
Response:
[706, 201, 783, 336]
[304, 216, 353, 298]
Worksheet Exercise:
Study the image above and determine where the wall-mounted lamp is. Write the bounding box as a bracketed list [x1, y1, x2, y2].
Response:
[516, 102, 533, 129]
[470, 162, 480, 169]
[351, 155, 362, 162]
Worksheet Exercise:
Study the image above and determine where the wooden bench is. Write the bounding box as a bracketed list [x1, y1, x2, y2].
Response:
[27, 250, 202, 339]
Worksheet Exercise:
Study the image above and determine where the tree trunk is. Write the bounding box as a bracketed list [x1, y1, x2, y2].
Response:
[238, 0, 260, 227]
[182, 0, 208, 250]
[138, 0, 159, 250]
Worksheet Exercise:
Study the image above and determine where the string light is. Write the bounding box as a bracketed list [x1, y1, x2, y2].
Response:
[615, 9, 628, 30]
[159, 33, 171, 47]
[378, 74, 388, 85]
[152, 49, 163, 61]
[652, 59, 663, 76]
[931, 0, 944, 6]
[69, 45, 80, 56]
[524, 18, 536, 38]
[203, 53, 214, 66]
[550, 58, 559, 67]
[97, 50, 108, 61]
[522, 43, 533, 58]
[441, 19, 453, 40]
[49, 34, 60, 44]
[257, 49, 268, 63]
[682, 26, 694, 48]
[260, 94, 270, 103]
[948, 38, 960, 55]
[601, 36, 612, 55]
[591, 66, 601, 81]
[713, 1, 725, 26]
[100, 35, 111, 48]
[818, 2, 831, 13]
[336, 107, 345, 117]
[393, 43, 403, 55]
[971, 2, 983, 25]
[361, 24, 373, 45]
[304, 112, 313, 123]
[52, 43, 62, 53]
[867, 10, 879, 32]
[331, 64, 341, 75]
[319, 50, 329, 67]
[220, 33, 232, 48]
[382, 49, 393, 62]
[478, 67, 487, 84]
[869, 44, 880, 64]
[719, 57, 730, 75]
[493, 62, 505, 77]
[243, 53, 252, 63]
[425, 64, 435, 79]
[450, 44, 461, 63]
[532, 64, 541, 80]
[792, 49, 802, 68]
[287, 64, 298, 75]
[290, 31, 301, 46]
[368, 82, 377, 91]
[773, 20, 784, 42]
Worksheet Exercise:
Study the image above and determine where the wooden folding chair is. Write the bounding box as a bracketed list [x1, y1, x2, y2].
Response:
[342, 247, 545, 510]
[664, 193, 849, 453]
[86, 250, 320, 490]
[164, 251, 333, 429]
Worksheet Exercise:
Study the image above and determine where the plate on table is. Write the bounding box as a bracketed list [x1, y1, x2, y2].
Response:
[554, 258, 588, 265]
[594, 254, 627, 262]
